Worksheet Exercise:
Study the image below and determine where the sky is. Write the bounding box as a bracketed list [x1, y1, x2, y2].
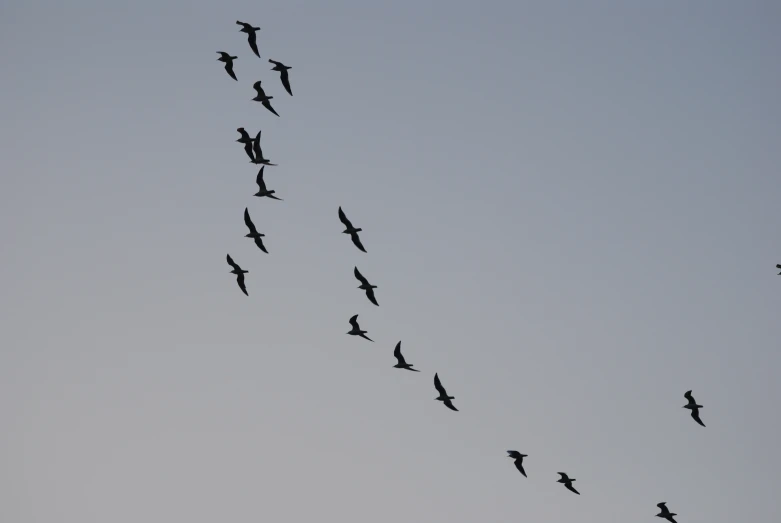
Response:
[1, 1, 780, 522]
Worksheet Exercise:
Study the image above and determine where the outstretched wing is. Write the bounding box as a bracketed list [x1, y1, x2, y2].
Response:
[224, 61, 237, 81]
[243, 208, 258, 234]
[365, 287, 379, 306]
[393, 342, 406, 365]
[514, 460, 527, 477]
[226, 254, 241, 272]
[566, 484, 580, 495]
[262, 100, 280, 117]
[254, 236, 268, 254]
[442, 398, 459, 411]
[255, 166, 268, 191]
[350, 232, 367, 253]
[434, 373, 446, 396]
[349, 314, 360, 330]
[252, 131, 263, 159]
[243, 140, 255, 161]
[690, 408, 706, 427]
[338, 207, 353, 228]
[280, 69, 292, 96]
[252, 80, 264, 96]
[353, 266, 370, 286]
[236, 272, 248, 296]
[248, 31, 260, 58]
[657, 503, 669, 514]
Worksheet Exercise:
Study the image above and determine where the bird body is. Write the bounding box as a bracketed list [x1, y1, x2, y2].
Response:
[252, 81, 280, 116]
[507, 451, 528, 477]
[253, 166, 282, 200]
[269, 59, 293, 95]
[557, 472, 580, 495]
[433, 373, 458, 411]
[243, 207, 269, 254]
[656, 502, 678, 523]
[683, 390, 705, 427]
[338, 207, 367, 252]
[393, 342, 420, 371]
[236, 21, 261, 57]
[353, 267, 378, 306]
[347, 314, 373, 342]
[216, 52, 238, 81]
[226, 254, 249, 295]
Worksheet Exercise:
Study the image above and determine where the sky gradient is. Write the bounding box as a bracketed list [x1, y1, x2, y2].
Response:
[2, 1, 780, 522]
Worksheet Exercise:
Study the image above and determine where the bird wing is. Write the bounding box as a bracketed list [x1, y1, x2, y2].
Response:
[237, 128, 251, 141]
[365, 287, 379, 306]
[254, 236, 268, 254]
[442, 398, 459, 411]
[248, 31, 260, 57]
[434, 373, 446, 395]
[684, 390, 694, 402]
[244, 141, 255, 161]
[226, 254, 241, 272]
[349, 314, 360, 330]
[280, 69, 292, 95]
[690, 409, 706, 427]
[393, 342, 406, 365]
[515, 461, 527, 477]
[350, 232, 367, 253]
[256, 166, 268, 191]
[243, 208, 258, 234]
[558, 473, 568, 480]
[338, 207, 353, 228]
[252, 131, 263, 159]
[353, 266, 370, 286]
[657, 503, 669, 513]
[262, 100, 280, 117]
[566, 484, 580, 495]
[224, 61, 237, 81]
[236, 272, 248, 295]
[777, 264, 781, 269]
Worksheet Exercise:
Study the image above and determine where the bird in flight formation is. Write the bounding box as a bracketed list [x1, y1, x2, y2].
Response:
[252, 80, 280, 117]
[236, 127, 255, 161]
[243, 208, 268, 254]
[250, 130, 277, 166]
[253, 166, 282, 200]
[393, 342, 420, 372]
[557, 472, 580, 495]
[683, 390, 705, 427]
[353, 267, 379, 306]
[507, 451, 528, 477]
[347, 314, 373, 342]
[433, 373, 458, 411]
[217, 52, 238, 81]
[236, 21, 261, 58]
[656, 502, 679, 523]
[776, 263, 781, 275]
[269, 59, 293, 96]
[338, 207, 367, 253]
[226, 254, 249, 296]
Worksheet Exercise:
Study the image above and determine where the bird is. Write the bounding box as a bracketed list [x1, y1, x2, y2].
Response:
[236, 21, 261, 58]
[683, 390, 705, 427]
[506, 451, 528, 477]
[236, 128, 255, 162]
[776, 263, 781, 275]
[226, 254, 249, 296]
[338, 207, 366, 253]
[251, 130, 277, 166]
[353, 267, 378, 306]
[253, 166, 282, 200]
[347, 314, 373, 342]
[269, 59, 292, 96]
[656, 502, 678, 523]
[433, 373, 458, 411]
[393, 341, 420, 372]
[243, 207, 268, 254]
[216, 52, 238, 81]
[557, 473, 580, 495]
[252, 81, 280, 117]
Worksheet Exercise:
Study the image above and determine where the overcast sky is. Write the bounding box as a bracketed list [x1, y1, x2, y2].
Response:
[2, 1, 780, 522]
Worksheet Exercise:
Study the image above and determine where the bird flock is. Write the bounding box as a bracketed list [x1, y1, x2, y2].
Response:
[213, 19, 769, 523]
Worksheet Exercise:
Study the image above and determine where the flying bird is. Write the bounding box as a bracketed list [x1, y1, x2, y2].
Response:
[252, 81, 280, 117]
[236, 21, 261, 58]
[338, 207, 366, 253]
[353, 267, 378, 306]
[347, 314, 373, 342]
[506, 451, 528, 477]
[269, 59, 293, 96]
[216, 52, 238, 81]
[251, 130, 277, 166]
[656, 502, 678, 523]
[236, 128, 255, 162]
[557, 473, 580, 495]
[243, 207, 268, 254]
[433, 373, 458, 411]
[253, 166, 282, 200]
[683, 390, 705, 427]
[393, 342, 420, 372]
[776, 263, 781, 275]
[226, 254, 249, 296]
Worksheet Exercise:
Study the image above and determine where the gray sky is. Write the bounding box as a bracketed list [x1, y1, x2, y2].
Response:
[2, 1, 780, 522]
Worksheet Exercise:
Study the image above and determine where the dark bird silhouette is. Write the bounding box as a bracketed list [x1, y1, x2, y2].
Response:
[506, 451, 528, 477]
[216, 52, 238, 81]
[353, 267, 378, 306]
[683, 390, 705, 427]
[776, 263, 781, 275]
[393, 341, 420, 372]
[269, 59, 292, 96]
[656, 502, 678, 523]
[236, 21, 261, 58]
[253, 166, 282, 200]
[557, 473, 580, 495]
[226, 254, 248, 296]
[252, 81, 280, 117]
[243, 207, 268, 254]
[347, 314, 373, 342]
[236, 127, 255, 162]
[251, 130, 277, 166]
[433, 373, 458, 411]
[338, 207, 366, 253]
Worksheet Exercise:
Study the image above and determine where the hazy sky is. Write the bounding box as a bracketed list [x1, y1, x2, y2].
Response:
[2, 1, 780, 522]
